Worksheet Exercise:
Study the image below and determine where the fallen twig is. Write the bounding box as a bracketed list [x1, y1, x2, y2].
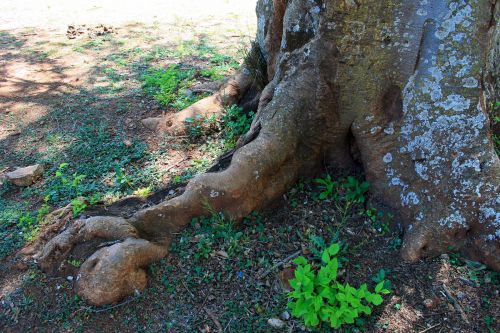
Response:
[74, 296, 137, 315]
[418, 323, 441, 333]
[442, 284, 469, 324]
[182, 280, 222, 332]
[91, 297, 136, 313]
[181, 280, 196, 299]
[165, 158, 189, 173]
[204, 307, 223, 332]
[258, 250, 301, 279]
[191, 88, 217, 94]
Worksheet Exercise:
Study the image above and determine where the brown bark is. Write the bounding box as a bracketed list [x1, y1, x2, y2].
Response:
[37, 0, 500, 305]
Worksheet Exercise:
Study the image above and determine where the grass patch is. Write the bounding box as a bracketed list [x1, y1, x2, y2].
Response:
[142, 65, 195, 107]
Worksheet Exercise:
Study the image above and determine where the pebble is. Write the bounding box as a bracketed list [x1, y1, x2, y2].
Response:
[66, 276, 74, 282]
[423, 298, 436, 309]
[5, 164, 44, 187]
[267, 318, 285, 329]
[281, 311, 290, 321]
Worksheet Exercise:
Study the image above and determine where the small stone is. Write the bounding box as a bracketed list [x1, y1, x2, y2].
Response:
[66, 276, 74, 282]
[423, 298, 436, 309]
[440, 254, 449, 261]
[214, 250, 229, 259]
[141, 117, 161, 131]
[281, 311, 290, 321]
[123, 139, 132, 147]
[456, 292, 466, 300]
[5, 164, 44, 187]
[267, 318, 285, 329]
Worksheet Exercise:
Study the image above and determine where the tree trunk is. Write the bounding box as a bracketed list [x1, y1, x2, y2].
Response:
[36, 0, 500, 305]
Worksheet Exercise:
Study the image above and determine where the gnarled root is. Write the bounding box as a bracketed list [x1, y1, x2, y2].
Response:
[76, 238, 166, 305]
[35, 139, 300, 305]
[36, 216, 138, 274]
[141, 69, 254, 134]
[37, 36, 341, 305]
[36, 131, 307, 305]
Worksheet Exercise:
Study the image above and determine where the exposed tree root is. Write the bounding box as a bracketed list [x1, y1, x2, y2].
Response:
[36, 37, 340, 305]
[76, 238, 167, 305]
[141, 69, 254, 134]
[36, 0, 500, 306]
[36, 133, 304, 305]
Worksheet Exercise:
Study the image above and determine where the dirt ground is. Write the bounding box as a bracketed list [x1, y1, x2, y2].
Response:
[0, 1, 499, 332]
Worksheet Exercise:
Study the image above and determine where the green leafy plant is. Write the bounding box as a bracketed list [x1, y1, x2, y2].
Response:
[309, 234, 327, 259]
[36, 197, 50, 223]
[68, 259, 82, 268]
[485, 315, 495, 333]
[133, 187, 152, 197]
[194, 237, 213, 260]
[221, 105, 255, 148]
[71, 199, 87, 217]
[185, 114, 218, 141]
[18, 213, 37, 241]
[364, 207, 393, 234]
[343, 176, 370, 204]
[372, 269, 392, 291]
[46, 163, 88, 203]
[200, 53, 239, 80]
[288, 243, 390, 329]
[177, 207, 249, 261]
[115, 166, 132, 189]
[315, 175, 339, 200]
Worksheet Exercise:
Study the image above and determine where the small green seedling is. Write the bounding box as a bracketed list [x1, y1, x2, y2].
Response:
[314, 175, 339, 200]
[288, 243, 390, 329]
[71, 199, 87, 217]
[343, 176, 370, 204]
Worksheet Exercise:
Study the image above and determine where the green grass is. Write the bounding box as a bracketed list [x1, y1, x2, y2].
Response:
[0, 199, 27, 259]
[142, 65, 195, 107]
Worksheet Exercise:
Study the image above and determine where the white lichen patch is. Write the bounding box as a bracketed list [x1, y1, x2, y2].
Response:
[401, 192, 420, 206]
[384, 127, 395, 135]
[462, 77, 478, 88]
[435, 2, 472, 40]
[438, 211, 468, 228]
[382, 0, 497, 236]
[436, 94, 470, 112]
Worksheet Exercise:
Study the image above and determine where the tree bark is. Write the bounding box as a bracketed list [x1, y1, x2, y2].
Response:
[37, 0, 500, 305]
